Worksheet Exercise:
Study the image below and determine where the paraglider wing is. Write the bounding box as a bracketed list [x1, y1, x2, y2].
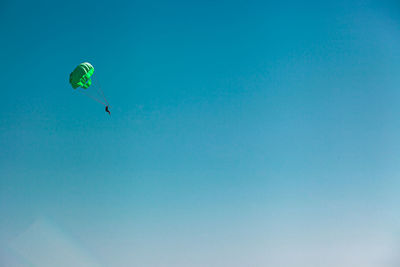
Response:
[69, 62, 94, 89]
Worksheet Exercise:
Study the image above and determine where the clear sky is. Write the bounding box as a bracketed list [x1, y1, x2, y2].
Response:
[1, 0, 400, 266]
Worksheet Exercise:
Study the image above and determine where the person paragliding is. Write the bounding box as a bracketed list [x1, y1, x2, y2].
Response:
[69, 62, 110, 115]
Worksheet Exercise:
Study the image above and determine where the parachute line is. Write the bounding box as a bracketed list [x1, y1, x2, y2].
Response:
[92, 76, 109, 106]
[80, 90, 107, 106]
[97, 86, 109, 106]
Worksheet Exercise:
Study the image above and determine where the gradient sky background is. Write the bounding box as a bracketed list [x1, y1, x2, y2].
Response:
[2, 0, 400, 266]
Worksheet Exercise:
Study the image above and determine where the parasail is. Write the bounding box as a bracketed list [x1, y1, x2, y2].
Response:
[69, 62, 94, 89]
[69, 62, 110, 112]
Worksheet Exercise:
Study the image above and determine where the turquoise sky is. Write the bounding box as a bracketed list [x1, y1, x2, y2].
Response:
[2, 0, 400, 266]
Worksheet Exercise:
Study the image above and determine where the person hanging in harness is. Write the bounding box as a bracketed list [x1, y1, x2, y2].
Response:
[105, 106, 111, 115]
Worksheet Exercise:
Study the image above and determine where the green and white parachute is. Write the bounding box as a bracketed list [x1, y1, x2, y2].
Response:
[69, 62, 109, 107]
[69, 62, 94, 89]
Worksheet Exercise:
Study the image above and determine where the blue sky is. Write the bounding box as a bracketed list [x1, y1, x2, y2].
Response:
[2, 0, 400, 266]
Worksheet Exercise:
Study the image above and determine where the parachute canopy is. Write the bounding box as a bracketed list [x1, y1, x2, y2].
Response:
[69, 62, 94, 89]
